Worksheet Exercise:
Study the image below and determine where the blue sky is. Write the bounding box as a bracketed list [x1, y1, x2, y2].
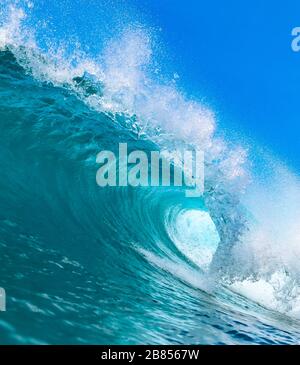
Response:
[130, 0, 300, 170]
[25, 0, 300, 170]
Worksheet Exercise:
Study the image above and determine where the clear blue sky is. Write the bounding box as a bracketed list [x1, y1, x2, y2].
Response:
[27, 0, 300, 170]
[131, 0, 300, 170]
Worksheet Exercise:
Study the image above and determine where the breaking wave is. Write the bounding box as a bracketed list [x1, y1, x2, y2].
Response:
[0, 1, 300, 344]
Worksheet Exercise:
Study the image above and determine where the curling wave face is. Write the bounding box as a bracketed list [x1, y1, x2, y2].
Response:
[0, 3, 300, 344]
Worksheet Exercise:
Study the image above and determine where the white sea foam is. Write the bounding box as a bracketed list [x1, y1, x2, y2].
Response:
[0, 3, 245, 163]
[224, 157, 300, 317]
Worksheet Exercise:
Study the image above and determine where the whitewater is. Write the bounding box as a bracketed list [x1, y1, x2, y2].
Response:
[0, 1, 300, 344]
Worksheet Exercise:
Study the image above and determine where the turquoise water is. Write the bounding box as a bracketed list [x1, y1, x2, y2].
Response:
[1, 3, 300, 345]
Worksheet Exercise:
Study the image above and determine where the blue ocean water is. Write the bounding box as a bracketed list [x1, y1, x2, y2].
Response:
[0, 2, 300, 344]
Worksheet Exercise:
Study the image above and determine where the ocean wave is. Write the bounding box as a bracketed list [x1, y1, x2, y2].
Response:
[0, 2, 300, 344]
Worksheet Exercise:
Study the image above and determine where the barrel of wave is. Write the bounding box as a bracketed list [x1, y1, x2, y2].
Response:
[167, 209, 220, 272]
